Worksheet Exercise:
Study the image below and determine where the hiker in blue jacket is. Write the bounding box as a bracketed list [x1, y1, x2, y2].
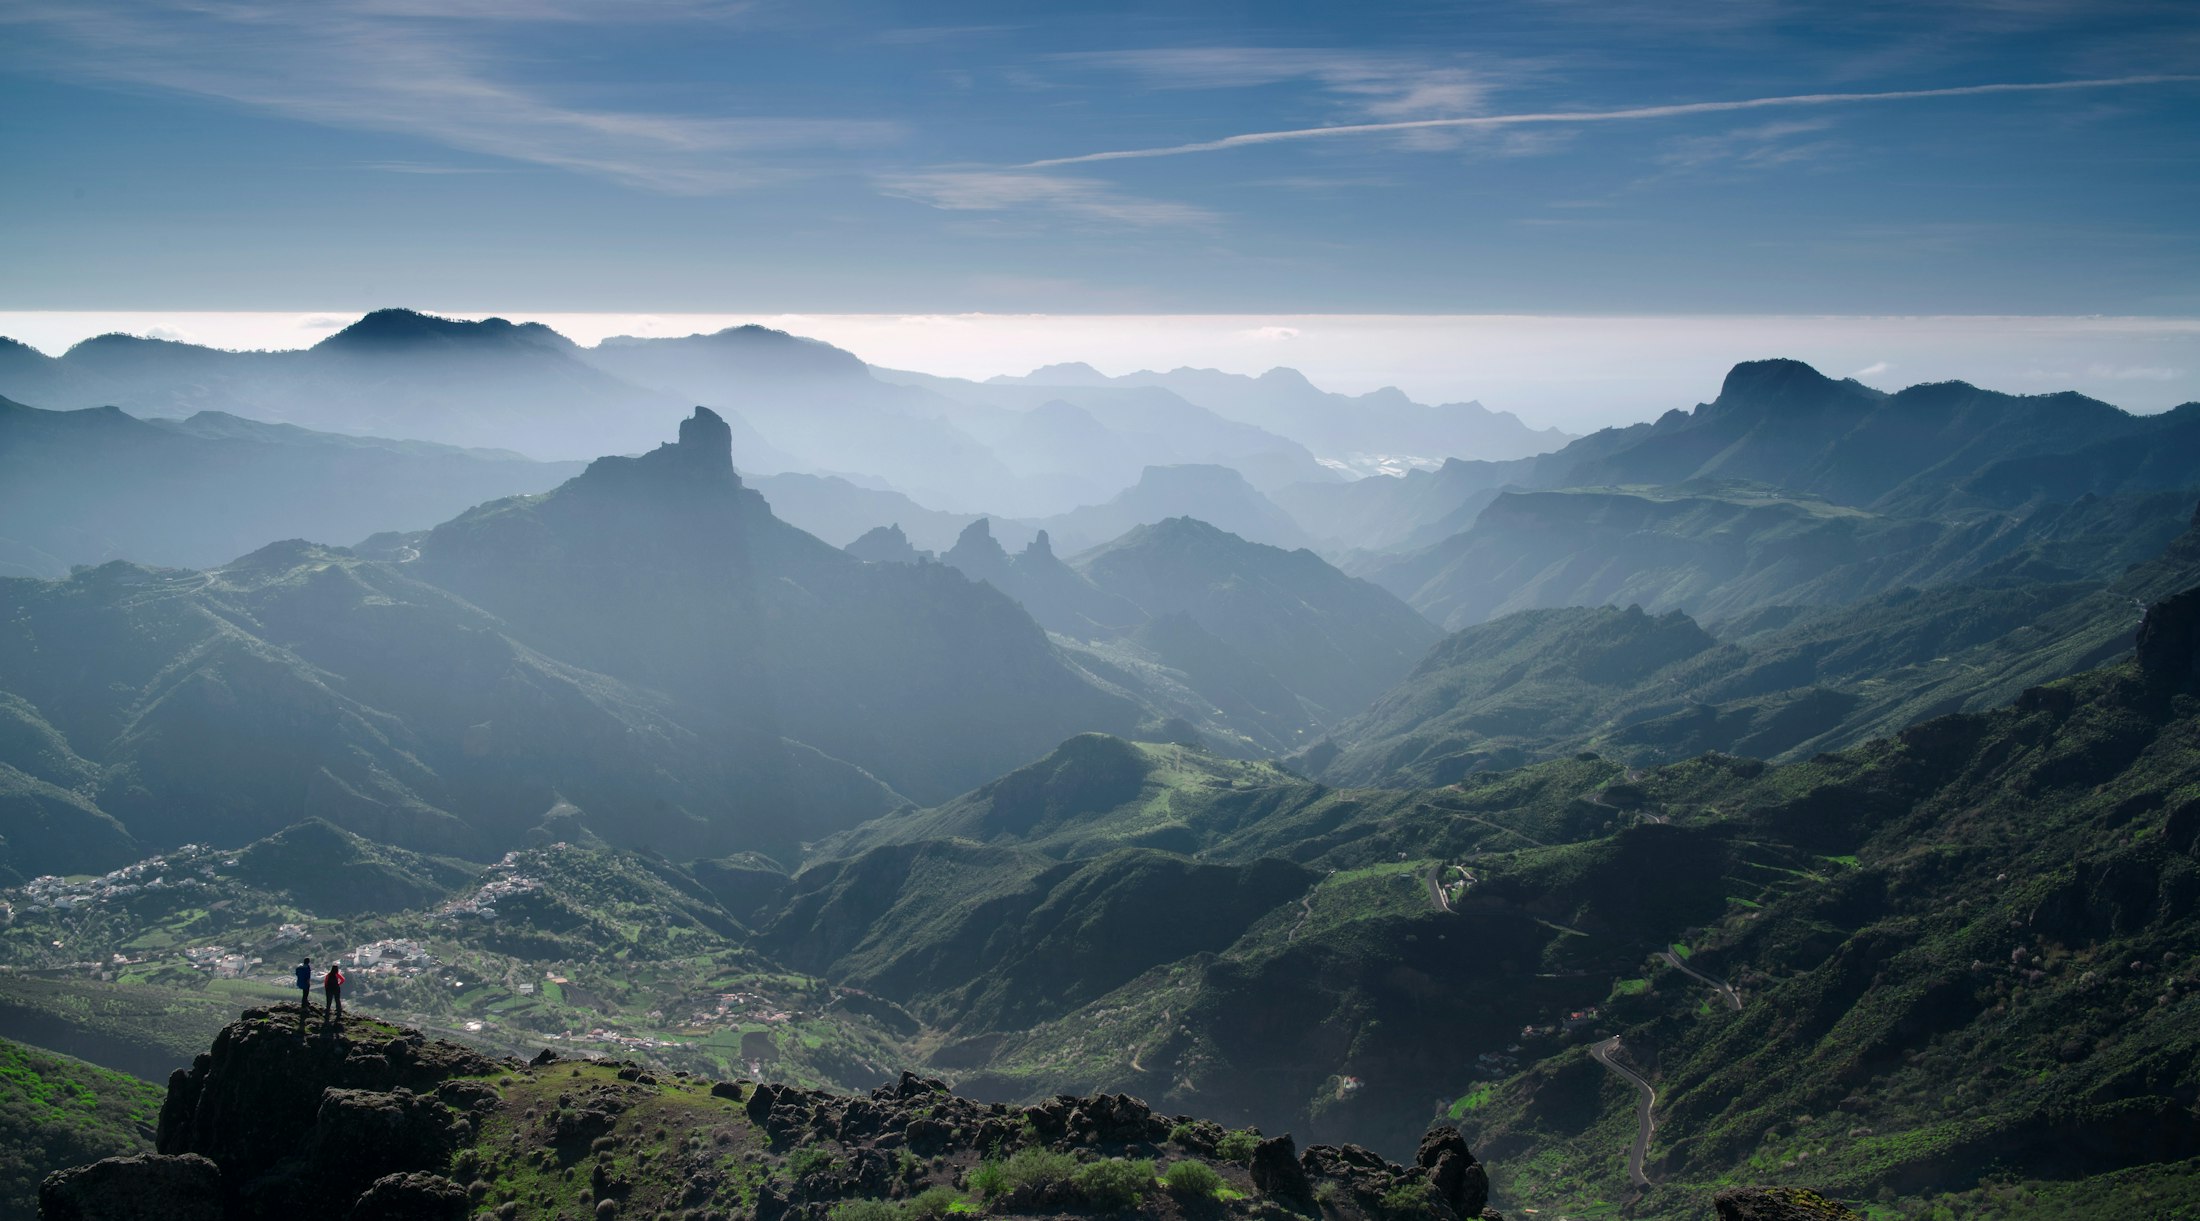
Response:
[294, 958, 313, 1025]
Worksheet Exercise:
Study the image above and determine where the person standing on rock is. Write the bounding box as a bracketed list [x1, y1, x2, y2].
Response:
[322, 961, 345, 1025]
[294, 957, 313, 1025]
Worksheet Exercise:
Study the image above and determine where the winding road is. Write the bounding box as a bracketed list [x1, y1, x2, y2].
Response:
[1589, 1036, 1656, 1202]
[1658, 946, 1742, 1011]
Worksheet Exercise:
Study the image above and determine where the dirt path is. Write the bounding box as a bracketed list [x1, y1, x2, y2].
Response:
[1659, 946, 1742, 1011]
[1589, 1036, 1656, 1202]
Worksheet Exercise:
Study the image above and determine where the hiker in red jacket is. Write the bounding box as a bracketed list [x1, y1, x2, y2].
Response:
[322, 962, 346, 1024]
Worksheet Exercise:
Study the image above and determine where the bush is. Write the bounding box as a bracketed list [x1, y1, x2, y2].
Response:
[967, 1161, 1007, 1199]
[971, 1147, 1079, 1199]
[826, 1202, 897, 1221]
[1378, 1179, 1439, 1219]
[1162, 1160, 1225, 1199]
[1070, 1157, 1156, 1211]
[903, 1186, 961, 1219]
[786, 1146, 839, 1179]
[1216, 1129, 1260, 1163]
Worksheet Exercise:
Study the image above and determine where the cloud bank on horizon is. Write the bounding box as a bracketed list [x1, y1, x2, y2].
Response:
[0, 0, 2195, 315]
[5, 310, 2196, 433]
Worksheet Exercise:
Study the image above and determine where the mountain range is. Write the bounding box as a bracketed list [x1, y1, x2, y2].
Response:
[0, 395, 580, 578]
[7, 317, 2200, 1220]
[4, 310, 1527, 525]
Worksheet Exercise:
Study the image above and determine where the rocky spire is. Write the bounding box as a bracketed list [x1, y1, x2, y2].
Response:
[670, 407, 734, 476]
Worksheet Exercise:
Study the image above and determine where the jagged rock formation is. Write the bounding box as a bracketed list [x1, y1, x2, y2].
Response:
[43, 1009, 1512, 1220]
[845, 524, 925, 564]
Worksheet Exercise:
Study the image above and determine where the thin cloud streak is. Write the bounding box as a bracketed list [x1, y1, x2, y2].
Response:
[1020, 74, 2200, 167]
[0, 0, 894, 194]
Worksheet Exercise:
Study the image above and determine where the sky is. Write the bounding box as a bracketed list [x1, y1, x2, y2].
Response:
[2, 1, 2197, 426]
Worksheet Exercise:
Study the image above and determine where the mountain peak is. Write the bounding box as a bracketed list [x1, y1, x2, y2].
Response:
[1022, 529, 1055, 560]
[989, 361, 1112, 386]
[316, 308, 572, 354]
[1714, 358, 1847, 403]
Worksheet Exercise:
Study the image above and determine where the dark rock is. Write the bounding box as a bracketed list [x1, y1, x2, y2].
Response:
[311, 1088, 461, 1192]
[1712, 1186, 1860, 1220]
[1249, 1134, 1313, 1207]
[347, 1173, 470, 1221]
[709, 1081, 744, 1102]
[1416, 1125, 1490, 1219]
[2137, 586, 2200, 688]
[40, 1153, 224, 1221]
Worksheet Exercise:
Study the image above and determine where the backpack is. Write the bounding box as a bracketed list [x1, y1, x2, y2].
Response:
[325, 968, 344, 990]
[294, 965, 310, 989]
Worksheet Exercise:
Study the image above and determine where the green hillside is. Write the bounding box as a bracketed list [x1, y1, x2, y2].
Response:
[1308, 503, 2200, 788]
[0, 1037, 160, 1221]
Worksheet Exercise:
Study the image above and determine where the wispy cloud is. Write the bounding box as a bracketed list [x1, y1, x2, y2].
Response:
[1057, 48, 1502, 120]
[876, 170, 1217, 226]
[1020, 74, 2199, 168]
[0, 0, 893, 194]
[1653, 118, 1842, 172]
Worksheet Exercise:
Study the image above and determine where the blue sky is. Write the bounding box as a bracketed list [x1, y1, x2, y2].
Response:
[3, 0, 2197, 316]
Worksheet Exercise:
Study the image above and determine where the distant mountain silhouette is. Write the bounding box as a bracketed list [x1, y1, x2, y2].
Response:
[1295, 359, 2196, 556]
[991, 362, 1574, 470]
[749, 471, 1030, 553]
[0, 395, 581, 577]
[1305, 359, 2200, 629]
[875, 366, 1340, 501]
[1032, 464, 1310, 553]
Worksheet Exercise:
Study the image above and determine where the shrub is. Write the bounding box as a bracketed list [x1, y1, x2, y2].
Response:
[826, 1202, 897, 1221]
[903, 1186, 961, 1220]
[1162, 1160, 1225, 1199]
[1378, 1179, 1439, 1219]
[967, 1161, 1007, 1199]
[785, 1147, 838, 1179]
[970, 1147, 1079, 1200]
[1216, 1129, 1260, 1163]
[1070, 1157, 1156, 1211]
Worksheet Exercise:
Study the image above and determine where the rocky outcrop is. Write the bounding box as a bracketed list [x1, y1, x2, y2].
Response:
[50, 1009, 1505, 1221]
[1248, 1134, 1312, 1207]
[2137, 585, 2200, 687]
[1416, 1125, 1492, 1218]
[1712, 1186, 1860, 1219]
[156, 1008, 498, 1188]
[39, 1154, 224, 1221]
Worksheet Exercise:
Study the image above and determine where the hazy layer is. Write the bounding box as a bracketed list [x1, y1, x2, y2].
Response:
[5, 312, 2196, 432]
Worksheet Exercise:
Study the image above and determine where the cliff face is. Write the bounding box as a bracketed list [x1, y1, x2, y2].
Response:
[42, 1007, 1507, 1221]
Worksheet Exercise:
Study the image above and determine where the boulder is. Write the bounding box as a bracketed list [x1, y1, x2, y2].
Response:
[347, 1173, 470, 1221]
[1249, 1134, 1312, 1207]
[39, 1153, 224, 1221]
[1416, 1125, 1491, 1218]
